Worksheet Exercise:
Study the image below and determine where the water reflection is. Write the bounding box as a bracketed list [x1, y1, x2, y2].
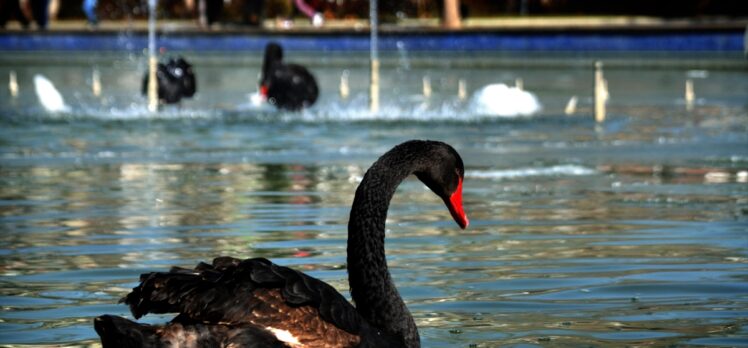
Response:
[1, 53, 747, 346]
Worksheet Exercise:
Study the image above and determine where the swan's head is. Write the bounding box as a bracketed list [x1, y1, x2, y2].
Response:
[173, 57, 194, 77]
[264, 42, 283, 62]
[413, 141, 469, 229]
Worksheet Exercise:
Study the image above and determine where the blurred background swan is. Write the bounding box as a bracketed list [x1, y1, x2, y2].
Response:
[469, 83, 541, 117]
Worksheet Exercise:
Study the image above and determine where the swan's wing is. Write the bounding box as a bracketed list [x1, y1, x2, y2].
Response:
[284, 64, 318, 93]
[121, 257, 365, 347]
[268, 64, 319, 110]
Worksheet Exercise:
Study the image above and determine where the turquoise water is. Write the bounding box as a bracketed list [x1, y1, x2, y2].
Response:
[1, 52, 747, 347]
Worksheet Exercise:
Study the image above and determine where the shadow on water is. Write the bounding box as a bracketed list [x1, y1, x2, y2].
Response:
[0, 51, 747, 346]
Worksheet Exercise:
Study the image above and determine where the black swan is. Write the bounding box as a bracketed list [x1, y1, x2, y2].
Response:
[259, 42, 319, 111]
[141, 57, 197, 104]
[94, 140, 468, 348]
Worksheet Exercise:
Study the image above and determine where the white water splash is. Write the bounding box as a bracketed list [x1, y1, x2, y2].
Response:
[468, 165, 596, 180]
[469, 83, 541, 117]
[18, 89, 547, 122]
[68, 104, 227, 121]
[34, 74, 70, 113]
[279, 93, 498, 122]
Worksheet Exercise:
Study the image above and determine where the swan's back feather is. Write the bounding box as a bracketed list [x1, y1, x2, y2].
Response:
[120, 257, 397, 347]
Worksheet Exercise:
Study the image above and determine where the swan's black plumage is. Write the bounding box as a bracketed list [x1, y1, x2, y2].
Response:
[95, 314, 288, 348]
[347, 140, 467, 347]
[141, 57, 196, 104]
[94, 140, 468, 348]
[260, 42, 319, 111]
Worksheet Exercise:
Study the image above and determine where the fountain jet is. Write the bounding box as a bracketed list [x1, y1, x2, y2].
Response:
[369, 0, 379, 113]
[147, 0, 158, 112]
[9, 71, 18, 98]
[594, 61, 607, 123]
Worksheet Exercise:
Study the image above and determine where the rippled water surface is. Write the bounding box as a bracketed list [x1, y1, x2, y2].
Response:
[1, 51, 747, 347]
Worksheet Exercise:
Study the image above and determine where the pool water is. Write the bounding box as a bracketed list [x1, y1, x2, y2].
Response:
[1, 51, 747, 347]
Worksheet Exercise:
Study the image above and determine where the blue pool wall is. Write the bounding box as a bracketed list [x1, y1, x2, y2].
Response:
[0, 28, 745, 52]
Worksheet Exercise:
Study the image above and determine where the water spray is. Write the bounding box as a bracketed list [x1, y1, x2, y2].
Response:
[594, 61, 606, 123]
[9, 71, 18, 98]
[369, 0, 379, 113]
[92, 67, 102, 97]
[422, 76, 432, 99]
[458, 79, 467, 102]
[147, 0, 158, 113]
[340, 70, 350, 100]
[685, 79, 694, 111]
[564, 96, 578, 115]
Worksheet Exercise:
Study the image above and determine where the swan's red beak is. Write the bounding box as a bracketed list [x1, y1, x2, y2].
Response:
[447, 177, 469, 229]
[259, 85, 269, 97]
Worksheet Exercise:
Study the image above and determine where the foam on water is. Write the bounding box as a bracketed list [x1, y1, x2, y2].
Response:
[78, 104, 224, 121]
[10, 91, 544, 122]
[284, 93, 539, 122]
[467, 165, 597, 180]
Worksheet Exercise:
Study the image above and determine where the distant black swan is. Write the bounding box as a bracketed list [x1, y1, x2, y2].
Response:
[94, 139, 469, 348]
[259, 42, 319, 110]
[141, 57, 196, 104]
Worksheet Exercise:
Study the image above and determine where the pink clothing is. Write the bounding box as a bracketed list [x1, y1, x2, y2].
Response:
[293, 0, 315, 18]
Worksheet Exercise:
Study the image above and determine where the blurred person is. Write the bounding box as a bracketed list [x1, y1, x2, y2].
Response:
[29, 0, 49, 29]
[162, 0, 192, 17]
[187, 0, 222, 27]
[264, 0, 292, 28]
[206, 0, 223, 26]
[184, 0, 203, 25]
[48, 0, 57, 19]
[242, 0, 264, 26]
[184, 0, 195, 12]
[0, 0, 31, 28]
[293, 0, 322, 26]
[82, 0, 98, 27]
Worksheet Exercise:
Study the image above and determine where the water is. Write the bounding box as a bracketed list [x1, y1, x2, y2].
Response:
[1, 51, 747, 347]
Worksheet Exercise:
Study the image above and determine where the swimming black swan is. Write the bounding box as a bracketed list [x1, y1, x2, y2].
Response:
[141, 57, 196, 104]
[259, 42, 319, 111]
[94, 139, 468, 348]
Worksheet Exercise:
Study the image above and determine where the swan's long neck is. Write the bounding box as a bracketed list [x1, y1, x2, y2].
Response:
[261, 45, 282, 83]
[347, 149, 421, 347]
